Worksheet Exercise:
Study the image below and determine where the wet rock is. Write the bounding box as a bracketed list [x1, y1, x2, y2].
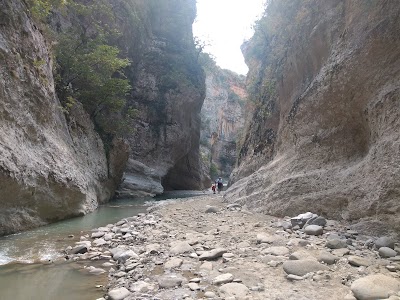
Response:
[110, 248, 139, 263]
[318, 252, 338, 265]
[219, 283, 249, 298]
[91, 232, 105, 239]
[87, 266, 106, 275]
[348, 256, 372, 267]
[108, 287, 131, 300]
[170, 241, 194, 255]
[213, 273, 234, 285]
[375, 237, 395, 249]
[158, 274, 184, 288]
[379, 247, 397, 258]
[351, 274, 400, 300]
[226, 204, 241, 211]
[69, 245, 88, 254]
[304, 225, 323, 236]
[282, 260, 329, 276]
[199, 248, 227, 261]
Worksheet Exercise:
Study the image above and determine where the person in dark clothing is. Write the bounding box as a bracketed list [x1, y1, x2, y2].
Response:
[216, 177, 223, 193]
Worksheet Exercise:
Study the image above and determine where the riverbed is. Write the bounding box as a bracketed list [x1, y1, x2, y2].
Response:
[0, 191, 207, 300]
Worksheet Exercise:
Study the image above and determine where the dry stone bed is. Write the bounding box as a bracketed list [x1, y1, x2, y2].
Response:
[64, 195, 400, 300]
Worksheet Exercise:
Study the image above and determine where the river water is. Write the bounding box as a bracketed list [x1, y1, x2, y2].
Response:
[0, 191, 206, 300]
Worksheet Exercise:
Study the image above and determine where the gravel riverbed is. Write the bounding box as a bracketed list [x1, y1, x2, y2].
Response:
[65, 194, 400, 300]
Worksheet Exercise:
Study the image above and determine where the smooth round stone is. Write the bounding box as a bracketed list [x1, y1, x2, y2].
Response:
[318, 251, 339, 265]
[379, 247, 397, 258]
[289, 250, 316, 261]
[204, 291, 216, 298]
[188, 282, 200, 290]
[282, 260, 329, 276]
[375, 237, 395, 249]
[304, 225, 323, 236]
[108, 287, 131, 300]
[219, 283, 249, 298]
[351, 274, 400, 300]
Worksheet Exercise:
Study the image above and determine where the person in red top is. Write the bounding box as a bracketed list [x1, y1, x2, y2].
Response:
[211, 184, 216, 194]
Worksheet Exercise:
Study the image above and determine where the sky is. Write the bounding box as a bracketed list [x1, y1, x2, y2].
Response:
[193, 0, 265, 75]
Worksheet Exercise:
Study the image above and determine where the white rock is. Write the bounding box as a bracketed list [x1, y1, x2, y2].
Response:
[108, 287, 131, 300]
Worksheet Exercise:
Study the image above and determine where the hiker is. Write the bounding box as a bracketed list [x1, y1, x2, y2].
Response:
[211, 184, 216, 194]
[217, 177, 223, 193]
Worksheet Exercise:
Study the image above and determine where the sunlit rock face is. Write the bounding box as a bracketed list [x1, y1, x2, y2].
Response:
[227, 0, 400, 236]
[115, 0, 206, 195]
[200, 70, 247, 183]
[0, 1, 127, 235]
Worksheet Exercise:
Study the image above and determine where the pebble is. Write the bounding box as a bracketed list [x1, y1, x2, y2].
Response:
[379, 247, 397, 258]
[318, 251, 339, 265]
[375, 237, 395, 249]
[213, 273, 234, 285]
[170, 241, 194, 254]
[219, 283, 249, 298]
[326, 239, 348, 249]
[348, 256, 371, 267]
[199, 248, 227, 261]
[282, 260, 329, 276]
[204, 291, 216, 298]
[263, 246, 290, 256]
[304, 225, 323, 236]
[164, 257, 183, 269]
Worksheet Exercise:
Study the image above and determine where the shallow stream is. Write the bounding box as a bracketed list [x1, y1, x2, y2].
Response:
[0, 191, 206, 300]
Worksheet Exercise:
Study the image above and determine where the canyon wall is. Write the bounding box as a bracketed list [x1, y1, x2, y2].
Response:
[0, 0, 128, 235]
[0, 0, 204, 235]
[200, 68, 246, 182]
[226, 0, 400, 236]
[112, 0, 206, 196]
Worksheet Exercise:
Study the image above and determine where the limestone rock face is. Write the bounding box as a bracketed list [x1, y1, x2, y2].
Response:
[226, 1, 400, 236]
[0, 1, 127, 235]
[200, 69, 247, 182]
[115, 0, 206, 195]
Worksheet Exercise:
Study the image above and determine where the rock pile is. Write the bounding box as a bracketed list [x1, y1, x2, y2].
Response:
[64, 196, 400, 300]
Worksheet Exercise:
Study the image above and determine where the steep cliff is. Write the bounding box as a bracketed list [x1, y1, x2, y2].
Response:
[0, 0, 128, 235]
[227, 0, 400, 236]
[0, 0, 204, 235]
[112, 0, 206, 195]
[200, 65, 246, 182]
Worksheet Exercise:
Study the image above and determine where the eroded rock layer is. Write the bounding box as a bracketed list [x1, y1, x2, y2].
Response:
[227, 0, 400, 236]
